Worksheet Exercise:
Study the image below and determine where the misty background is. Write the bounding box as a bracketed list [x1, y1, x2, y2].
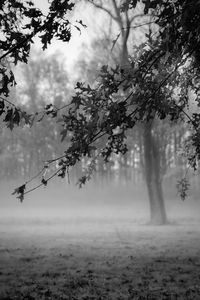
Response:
[0, 0, 200, 224]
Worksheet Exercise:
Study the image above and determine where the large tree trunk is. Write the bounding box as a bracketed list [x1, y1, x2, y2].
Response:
[143, 122, 167, 225]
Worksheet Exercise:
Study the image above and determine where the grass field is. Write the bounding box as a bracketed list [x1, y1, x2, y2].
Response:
[1, 180, 200, 299]
[1, 216, 200, 299]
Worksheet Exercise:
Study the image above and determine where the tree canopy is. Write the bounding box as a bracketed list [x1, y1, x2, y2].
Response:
[1, 0, 200, 203]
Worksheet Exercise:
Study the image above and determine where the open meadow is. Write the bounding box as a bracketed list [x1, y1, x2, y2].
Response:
[1, 180, 200, 299]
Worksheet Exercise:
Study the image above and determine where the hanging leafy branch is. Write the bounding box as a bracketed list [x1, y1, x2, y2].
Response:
[1, 0, 200, 200]
[0, 0, 85, 128]
[14, 40, 200, 199]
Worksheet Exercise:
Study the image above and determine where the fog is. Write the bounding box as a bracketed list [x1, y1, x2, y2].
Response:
[1, 179, 200, 299]
[1, 178, 200, 224]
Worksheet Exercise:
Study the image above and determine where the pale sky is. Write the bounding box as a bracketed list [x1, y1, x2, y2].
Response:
[32, 1, 106, 74]
[27, 1, 148, 82]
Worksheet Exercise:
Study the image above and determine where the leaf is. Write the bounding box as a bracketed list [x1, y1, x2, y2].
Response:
[74, 25, 81, 34]
[60, 128, 68, 142]
[76, 20, 87, 28]
[13, 109, 21, 126]
[58, 166, 66, 178]
[21, 111, 33, 125]
[77, 175, 87, 188]
[12, 184, 26, 203]
[4, 108, 14, 130]
[4, 108, 13, 122]
[176, 178, 190, 201]
[17, 194, 24, 203]
[0, 100, 5, 115]
[12, 184, 26, 195]
[41, 178, 48, 186]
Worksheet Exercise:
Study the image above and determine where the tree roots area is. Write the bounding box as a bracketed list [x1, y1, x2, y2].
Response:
[0, 217, 200, 300]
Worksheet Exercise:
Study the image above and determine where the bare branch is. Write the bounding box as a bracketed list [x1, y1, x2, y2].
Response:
[130, 13, 149, 23]
[23, 167, 63, 196]
[111, 0, 122, 26]
[122, 20, 156, 31]
[87, 0, 118, 21]
[25, 167, 46, 185]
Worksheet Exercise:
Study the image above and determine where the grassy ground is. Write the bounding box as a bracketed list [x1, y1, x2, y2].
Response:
[0, 216, 200, 300]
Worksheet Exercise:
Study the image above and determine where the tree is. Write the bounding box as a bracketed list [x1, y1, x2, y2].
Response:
[15, 50, 71, 176]
[1, 0, 200, 223]
[0, 0, 81, 128]
[83, 0, 169, 224]
[0, 50, 72, 179]
[87, 0, 147, 65]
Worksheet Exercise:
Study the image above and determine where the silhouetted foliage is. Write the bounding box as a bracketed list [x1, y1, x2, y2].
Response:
[1, 0, 200, 203]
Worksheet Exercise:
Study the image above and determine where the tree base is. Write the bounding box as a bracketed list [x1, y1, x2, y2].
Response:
[146, 218, 169, 226]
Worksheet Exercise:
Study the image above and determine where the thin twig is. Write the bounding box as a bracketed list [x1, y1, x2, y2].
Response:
[24, 167, 62, 195]
[46, 154, 67, 164]
[0, 96, 19, 108]
[55, 102, 73, 112]
[25, 167, 46, 185]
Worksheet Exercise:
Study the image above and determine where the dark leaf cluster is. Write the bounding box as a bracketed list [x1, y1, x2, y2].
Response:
[4, 0, 200, 198]
[0, 0, 74, 101]
[12, 184, 26, 202]
[0, 101, 32, 130]
[176, 178, 190, 201]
